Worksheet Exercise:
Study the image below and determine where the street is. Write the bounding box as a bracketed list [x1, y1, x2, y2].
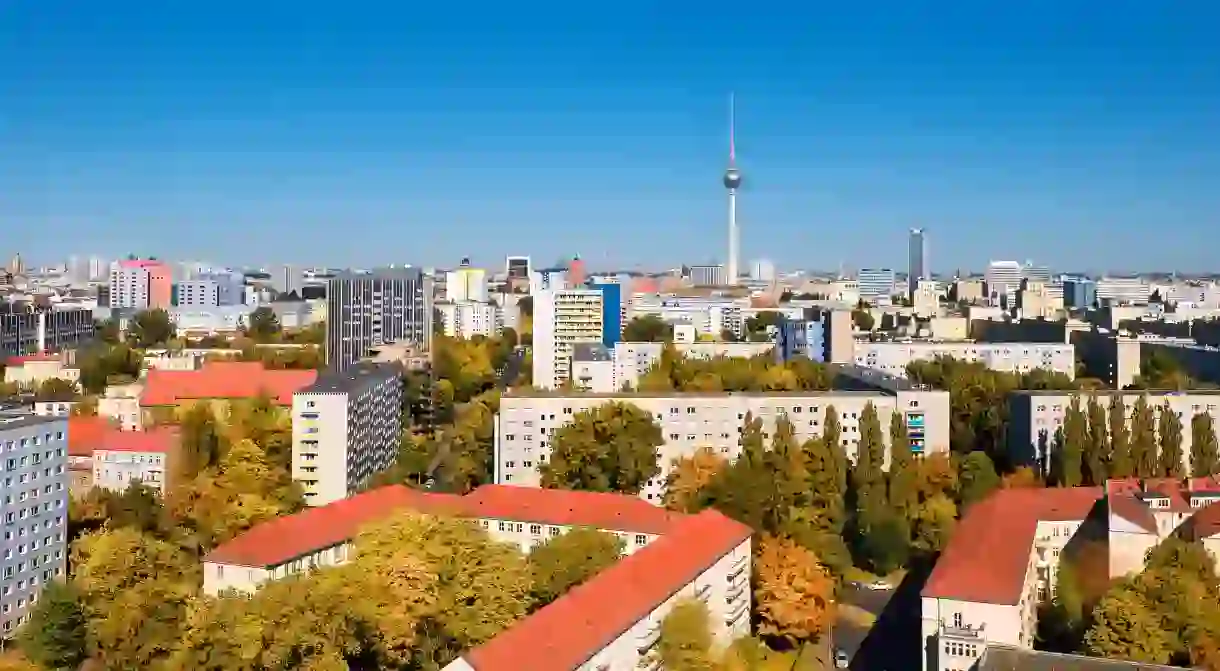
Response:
[842, 563, 931, 671]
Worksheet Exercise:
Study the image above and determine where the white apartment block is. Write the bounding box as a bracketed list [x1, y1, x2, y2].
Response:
[445, 265, 489, 303]
[854, 342, 1075, 380]
[108, 266, 151, 309]
[572, 341, 775, 394]
[96, 383, 144, 431]
[494, 390, 950, 504]
[436, 300, 501, 339]
[201, 484, 751, 671]
[1008, 390, 1220, 475]
[0, 414, 69, 637]
[88, 427, 175, 495]
[532, 289, 604, 390]
[921, 477, 1220, 671]
[1096, 277, 1150, 306]
[3, 355, 80, 389]
[291, 362, 402, 506]
[628, 295, 746, 339]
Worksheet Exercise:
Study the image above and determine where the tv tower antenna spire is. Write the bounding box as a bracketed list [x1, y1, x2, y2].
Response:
[723, 93, 743, 285]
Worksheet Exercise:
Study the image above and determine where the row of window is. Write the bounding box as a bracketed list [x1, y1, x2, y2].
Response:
[2, 432, 64, 451]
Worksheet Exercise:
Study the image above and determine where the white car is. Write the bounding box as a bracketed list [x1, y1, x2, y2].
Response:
[834, 648, 850, 668]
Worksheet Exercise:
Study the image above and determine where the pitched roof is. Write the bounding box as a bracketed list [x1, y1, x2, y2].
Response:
[67, 416, 117, 457]
[460, 485, 683, 535]
[1108, 494, 1157, 533]
[462, 510, 752, 671]
[140, 361, 317, 406]
[203, 484, 685, 569]
[6, 353, 60, 366]
[922, 487, 1103, 605]
[203, 485, 462, 567]
[97, 426, 178, 454]
[1179, 501, 1220, 541]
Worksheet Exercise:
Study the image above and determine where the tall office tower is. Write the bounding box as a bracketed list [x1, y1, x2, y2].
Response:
[907, 228, 928, 296]
[0, 414, 68, 636]
[445, 258, 489, 303]
[325, 267, 433, 370]
[268, 264, 304, 296]
[291, 362, 402, 506]
[568, 255, 587, 288]
[505, 256, 531, 280]
[984, 261, 1023, 304]
[529, 267, 569, 295]
[723, 94, 743, 285]
[87, 256, 107, 281]
[532, 288, 604, 390]
[1021, 262, 1052, 285]
[688, 264, 727, 287]
[858, 268, 898, 304]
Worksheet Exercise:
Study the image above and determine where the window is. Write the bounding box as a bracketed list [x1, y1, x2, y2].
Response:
[953, 612, 962, 628]
[529, 524, 541, 535]
[635, 534, 647, 546]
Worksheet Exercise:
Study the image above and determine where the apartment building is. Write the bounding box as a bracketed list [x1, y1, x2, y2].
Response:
[628, 295, 746, 340]
[445, 260, 489, 303]
[202, 484, 751, 670]
[532, 289, 604, 390]
[0, 414, 69, 637]
[922, 477, 1220, 671]
[571, 341, 775, 393]
[1096, 277, 1150, 307]
[775, 309, 855, 364]
[173, 280, 221, 308]
[0, 305, 95, 359]
[325, 268, 433, 370]
[854, 342, 1075, 379]
[89, 427, 176, 495]
[857, 268, 897, 304]
[436, 301, 501, 339]
[1008, 390, 1220, 475]
[291, 363, 402, 506]
[108, 259, 172, 310]
[494, 389, 950, 504]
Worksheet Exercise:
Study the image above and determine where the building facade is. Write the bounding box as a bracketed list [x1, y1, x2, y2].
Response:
[688, 264, 728, 287]
[494, 390, 950, 504]
[436, 301, 501, 339]
[173, 280, 221, 308]
[0, 306, 95, 359]
[325, 268, 433, 370]
[445, 260, 489, 303]
[588, 282, 623, 347]
[291, 363, 402, 506]
[531, 289, 604, 390]
[908, 228, 929, 296]
[855, 342, 1076, 379]
[0, 414, 69, 637]
[984, 261, 1023, 305]
[109, 259, 173, 310]
[858, 268, 897, 304]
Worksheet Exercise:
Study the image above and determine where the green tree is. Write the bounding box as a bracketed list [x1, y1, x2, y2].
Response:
[527, 528, 624, 608]
[34, 378, 78, 403]
[1129, 395, 1158, 478]
[1109, 395, 1133, 478]
[851, 308, 875, 331]
[1192, 412, 1220, 477]
[1037, 560, 1087, 653]
[540, 401, 663, 494]
[823, 406, 847, 498]
[663, 446, 727, 512]
[852, 402, 887, 509]
[17, 580, 87, 671]
[888, 412, 917, 517]
[1084, 396, 1109, 485]
[97, 317, 121, 344]
[176, 402, 225, 478]
[1157, 403, 1185, 478]
[622, 314, 672, 342]
[958, 451, 1001, 510]
[1083, 586, 1173, 664]
[244, 306, 282, 342]
[1050, 396, 1086, 486]
[911, 493, 958, 556]
[129, 309, 176, 348]
[855, 510, 910, 575]
[650, 599, 719, 671]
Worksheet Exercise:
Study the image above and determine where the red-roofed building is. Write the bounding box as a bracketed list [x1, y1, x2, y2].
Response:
[140, 360, 317, 410]
[921, 478, 1220, 671]
[66, 416, 118, 496]
[90, 425, 178, 495]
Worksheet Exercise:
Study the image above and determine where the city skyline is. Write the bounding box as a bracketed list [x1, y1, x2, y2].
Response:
[5, 3, 1220, 271]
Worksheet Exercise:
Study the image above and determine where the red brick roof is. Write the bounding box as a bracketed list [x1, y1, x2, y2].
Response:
[1179, 502, 1220, 541]
[461, 485, 683, 535]
[1108, 494, 1157, 533]
[203, 485, 462, 567]
[6, 353, 60, 366]
[140, 361, 317, 407]
[203, 484, 686, 569]
[97, 426, 178, 454]
[922, 487, 1103, 605]
[67, 416, 117, 457]
[462, 510, 752, 671]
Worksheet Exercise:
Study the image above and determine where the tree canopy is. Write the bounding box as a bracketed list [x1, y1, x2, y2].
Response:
[622, 315, 672, 342]
[540, 402, 663, 494]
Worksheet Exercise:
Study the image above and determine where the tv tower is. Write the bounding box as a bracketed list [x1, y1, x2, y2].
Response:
[723, 93, 742, 285]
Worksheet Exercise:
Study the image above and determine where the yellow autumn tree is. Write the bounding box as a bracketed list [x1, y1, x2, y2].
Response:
[663, 446, 727, 512]
[753, 535, 834, 646]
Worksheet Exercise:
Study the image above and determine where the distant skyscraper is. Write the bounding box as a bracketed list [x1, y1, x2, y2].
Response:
[325, 268, 433, 370]
[268, 264, 304, 296]
[985, 261, 1023, 304]
[858, 268, 897, 303]
[750, 259, 775, 282]
[1021, 262, 1052, 285]
[723, 94, 743, 285]
[907, 228, 928, 295]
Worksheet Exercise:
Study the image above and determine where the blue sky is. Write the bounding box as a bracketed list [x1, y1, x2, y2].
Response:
[3, 1, 1219, 273]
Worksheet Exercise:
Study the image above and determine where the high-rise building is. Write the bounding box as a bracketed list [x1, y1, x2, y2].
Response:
[858, 268, 897, 303]
[291, 363, 402, 506]
[88, 256, 107, 282]
[749, 259, 776, 283]
[505, 256, 531, 280]
[0, 305, 95, 358]
[109, 259, 173, 310]
[588, 282, 623, 347]
[907, 228, 928, 295]
[445, 258, 488, 303]
[1062, 276, 1097, 309]
[173, 280, 221, 308]
[1021, 262, 1052, 285]
[529, 268, 568, 295]
[325, 268, 433, 370]
[568, 255, 587, 288]
[198, 271, 246, 306]
[688, 264, 727, 287]
[984, 261, 1023, 304]
[0, 413, 68, 636]
[1096, 277, 1150, 306]
[268, 265, 304, 296]
[723, 95, 743, 285]
[532, 289, 604, 390]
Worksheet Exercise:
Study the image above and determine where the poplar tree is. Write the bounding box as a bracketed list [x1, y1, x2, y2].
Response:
[852, 402, 887, 509]
[822, 406, 847, 497]
[1108, 395, 1133, 478]
[887, 411, 917, 516]
[1053, 396, 1087, 487]
[1129, 395, 1158, 478]
[1156, 403, 1185, 478]
[1084, 396, 1110, 485]
[1191, 412, 1220, 477]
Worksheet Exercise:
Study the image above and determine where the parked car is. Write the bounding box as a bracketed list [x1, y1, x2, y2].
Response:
[834, 648, 850, 668]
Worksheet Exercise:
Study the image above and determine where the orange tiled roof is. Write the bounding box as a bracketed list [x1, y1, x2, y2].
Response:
[921, 487, 1103, 605]
[6, 353, 60, 366]
[1108, 494, 1157, 533]
[67, 416, 117, 457]
[462, 510, 752, 671]
[203, 484, 687, 569]
[97, 426, 178, 454]
[140, 361, 317, 407]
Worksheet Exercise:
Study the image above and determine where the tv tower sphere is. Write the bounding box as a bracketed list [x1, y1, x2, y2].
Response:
[723, 167, 742, 190]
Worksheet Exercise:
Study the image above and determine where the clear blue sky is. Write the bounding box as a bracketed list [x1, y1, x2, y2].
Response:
[3, 1, 1219, 274]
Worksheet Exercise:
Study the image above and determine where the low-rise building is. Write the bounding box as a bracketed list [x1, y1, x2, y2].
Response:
[854, 342, 1075, 379]
[0, 414, 69, 637]
[90, 427, 177, 494]
[201, 484, 752, 670]
[97, 382, 144, 431]
[494, 389, 950, 504]
[290, 362, 402, 506]
[3, 353, 79, 388]
[436, 300, 501, 339]
[571, 341, 775, 393]
[140, 361, 317, 424]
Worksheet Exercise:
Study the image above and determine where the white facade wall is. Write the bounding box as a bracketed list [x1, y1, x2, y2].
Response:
[532, 290, 604, 390]
[97, 384, 144, 431]
[495, 391, 951, 504]
[4, 361, 79, 388]
[854, 342, 1075, 379]
[574, 341, 777, 394]
[436, 301, 501, 339]
[108, 267, 150, 309]
[91, 449, 167, 494]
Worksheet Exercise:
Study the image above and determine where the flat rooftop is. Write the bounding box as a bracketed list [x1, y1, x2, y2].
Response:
[503, 389, 887, 400]
[1011, 388, 1220, 397]
[0, 413, 65, 432]
[300, 362, 398, 394]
